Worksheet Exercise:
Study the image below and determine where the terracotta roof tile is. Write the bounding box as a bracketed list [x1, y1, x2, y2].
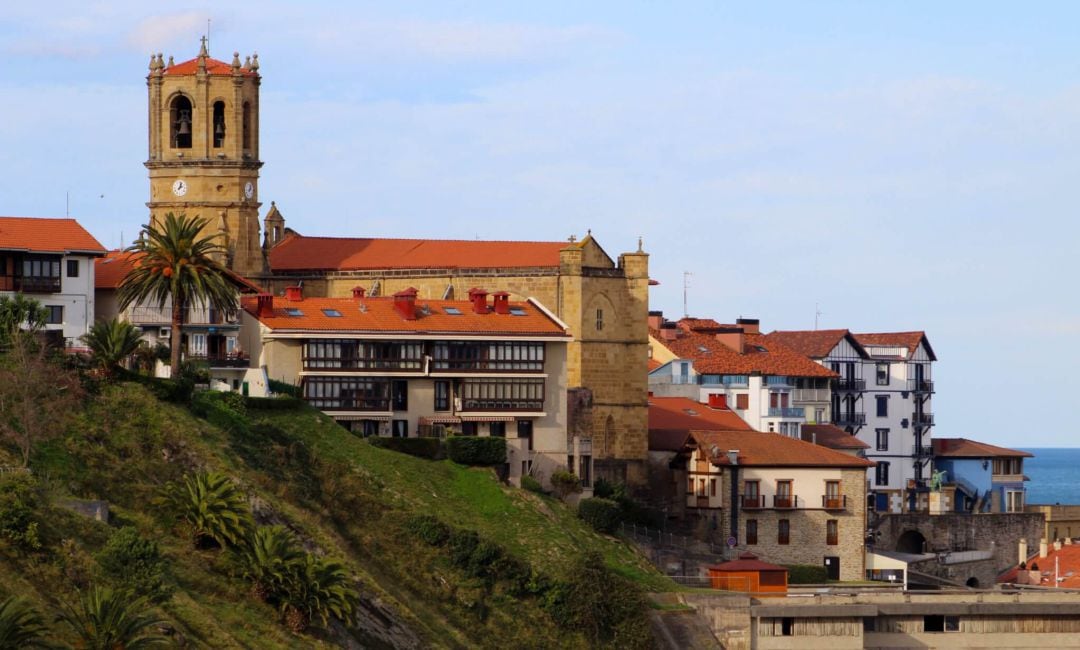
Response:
[651, 321, 836, 378]
[164, 57, 257, 77]
[0, 216, 106, 255]
[801, 424, 870, 450]
[95, 250, 263, 294]
[854, 331, 937, 361]
[269, 234, 568, 272]
[765, 329, 868, 359]
[243, 294, 569, 337]
[649, 397, 753, 433]
[710, 552, 787, 573]
[932, 438, 1032, 459]
[999, 544, 1080, 587]
[691, 429, 876, 468]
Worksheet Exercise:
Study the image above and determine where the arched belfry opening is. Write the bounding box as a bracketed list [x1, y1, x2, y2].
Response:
[212, 101, 226, 148]
[170, 95, 192, 148]
[242, 101, 251, 150]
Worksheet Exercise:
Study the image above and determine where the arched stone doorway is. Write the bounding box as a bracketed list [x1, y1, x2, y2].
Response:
[896, 529, 927, 554]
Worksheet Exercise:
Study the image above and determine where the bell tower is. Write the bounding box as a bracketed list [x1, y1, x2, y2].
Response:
[145, 38, 264, 276]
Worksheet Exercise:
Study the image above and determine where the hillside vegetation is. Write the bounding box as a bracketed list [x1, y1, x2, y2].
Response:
[0, 377, 670, 648]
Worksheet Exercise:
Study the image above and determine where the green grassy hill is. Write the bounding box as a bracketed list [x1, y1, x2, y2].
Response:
[0, 380, 671, 648]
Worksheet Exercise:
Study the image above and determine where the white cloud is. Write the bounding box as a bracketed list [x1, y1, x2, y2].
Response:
[127, 12, 213, 54]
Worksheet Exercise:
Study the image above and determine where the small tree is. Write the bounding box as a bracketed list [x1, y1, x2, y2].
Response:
[0, 334, 83, 467]
[231, 526, 303, 602]
[59, 586, 168, 649]
[279, 555, 359, 633]
[157, 471, 253, 549]
[0, 596, 51, 649]
[82, 318, 143, 377]
[0, 294, 47, 350]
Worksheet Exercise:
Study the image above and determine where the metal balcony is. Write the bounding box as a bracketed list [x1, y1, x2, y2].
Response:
[741, 495, 765, 510]
[908, 379, 934, 394]
[772, 495, 799, 509]
[767, 407, 805, 418]
[836, 378, 866, 392]
[834, 412, 866, 426]
[822, 495, 847, 510]
[912, 413, 935, 426]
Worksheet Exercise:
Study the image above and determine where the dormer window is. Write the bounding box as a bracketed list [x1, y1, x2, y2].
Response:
[213, 101, 226, 148]
[170, 96, 192, 149]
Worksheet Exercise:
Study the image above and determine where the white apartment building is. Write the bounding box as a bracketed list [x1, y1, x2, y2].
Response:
[648, 315, 836, 439]
[0, 216, 106, 346]
[768, 329, 936, 513]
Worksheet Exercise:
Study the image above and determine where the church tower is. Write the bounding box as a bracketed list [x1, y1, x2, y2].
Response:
[145, 39, 264, 277]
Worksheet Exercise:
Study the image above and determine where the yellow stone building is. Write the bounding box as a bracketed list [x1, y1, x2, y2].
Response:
[144, 39, 265, 277]
[141, 43, 652, 483]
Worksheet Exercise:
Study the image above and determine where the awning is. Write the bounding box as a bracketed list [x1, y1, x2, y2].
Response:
[332, 414, 392, 422]
[459, 415, 518, 422]
[419, 416, 461, 425]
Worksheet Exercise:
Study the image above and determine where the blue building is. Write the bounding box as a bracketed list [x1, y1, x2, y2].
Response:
[932, 438, 1031, 513]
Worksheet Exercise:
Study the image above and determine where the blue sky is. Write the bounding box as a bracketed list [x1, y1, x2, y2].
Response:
[2, 2, 1078, 446]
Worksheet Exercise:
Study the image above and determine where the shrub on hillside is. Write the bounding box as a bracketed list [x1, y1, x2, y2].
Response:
[593, 478, 626, 501]
[407, 515, 451, 547]
[447, 529, 481, 569]
[785, 564, 828, 584]
[445, 436, 506, 466]
[368, 436, 444, 459]
[157, 471, 253, 549]
[244, 395, 304, 411]
[95, 526, 173, 603]
[521, 475, 544, 494]
[267, 378, 302, 398]
[542, 551, 652, 648]
[549, 470, 581, 500]
[191, 391, 248, 433]
[0, 473, 42, 551]
[577, 497, 622, 534]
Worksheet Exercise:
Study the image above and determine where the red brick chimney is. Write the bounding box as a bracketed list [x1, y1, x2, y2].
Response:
[648, 310, 664, 330]
[467, 287, 489, 314]
[491, 291, 510, 315]
[708, 393, 728, 409]
[256, 293, 274, 319]
[715, 326, 744, 353]
[393, 287, 418, 320]
[284, 285, 303, 301]
[351, 286, 366, 301]
[660, 323, 679, 341]
[735, 318, 760, 334]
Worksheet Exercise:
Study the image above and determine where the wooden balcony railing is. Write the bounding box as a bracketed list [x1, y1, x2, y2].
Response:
[822, 495, 847, 510]
[741, 495, 765, 509]
[772, 495, 799, 509]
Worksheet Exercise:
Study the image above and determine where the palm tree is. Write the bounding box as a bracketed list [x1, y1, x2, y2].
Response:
[118, 213, 237, 373]
[231, 526, 304, 602]
[58, 586, 168, 649]
[279, 555, 359, 633]
[0, 294, 47, 350]
[81, 318, 143, 376]
[0, 596, 51, 648]
[157, 471, 252, 549]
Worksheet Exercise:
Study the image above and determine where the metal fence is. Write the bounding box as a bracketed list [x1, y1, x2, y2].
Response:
[0, 467, 31, 476]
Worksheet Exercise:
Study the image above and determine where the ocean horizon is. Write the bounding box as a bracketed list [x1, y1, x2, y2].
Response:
[1019, 448, 1080, 505]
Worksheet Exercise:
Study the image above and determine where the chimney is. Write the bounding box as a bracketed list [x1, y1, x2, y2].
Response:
[1040, 538, 1048, 558]
[660, 322, 678, 341]
[491, 291, 511, 315]
[351, 286, 366, 301]
[393, 287, 418, 320]
[735, 318, 760, 334]
[284, 285, 303, 301]
[715, 326, 745, 353]
[648, 310, 664, 329]
[727, 450, 739, 466]
[256, 293, 274, 318]
[708, 393, 727, 409]
[467, 287, 489, 314]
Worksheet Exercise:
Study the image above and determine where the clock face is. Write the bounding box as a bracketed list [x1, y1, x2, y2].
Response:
[171, 179, 187, 197]
[244, 182, 254, 199]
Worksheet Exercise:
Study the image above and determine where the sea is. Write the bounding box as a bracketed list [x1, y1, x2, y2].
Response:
[1021, 448, 1080, 505]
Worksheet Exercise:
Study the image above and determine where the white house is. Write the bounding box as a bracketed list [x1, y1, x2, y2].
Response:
[0, 216, 106, 345]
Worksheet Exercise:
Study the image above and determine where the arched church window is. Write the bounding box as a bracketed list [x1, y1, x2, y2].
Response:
[242, 101, 251, 150]
[213, 101, 226, 148]
[170, 95, 192, 149]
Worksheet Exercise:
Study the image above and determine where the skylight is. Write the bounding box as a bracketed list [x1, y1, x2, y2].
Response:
[285, 308, 303, 317]
[444, 307, 462, 315]
[509, 307, 527, 316]
[321, 309, 342, 318]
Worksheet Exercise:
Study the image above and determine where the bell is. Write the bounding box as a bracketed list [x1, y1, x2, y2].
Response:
[215, 121, 224, 136]
[177, 119, 190, 136]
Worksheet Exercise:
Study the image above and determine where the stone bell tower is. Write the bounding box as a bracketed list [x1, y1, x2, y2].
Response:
[145, 38, 264, 277]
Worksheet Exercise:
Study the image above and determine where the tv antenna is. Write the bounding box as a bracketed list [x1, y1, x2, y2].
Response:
[683, 271, 693, 318]
[814, 303, 824, 330]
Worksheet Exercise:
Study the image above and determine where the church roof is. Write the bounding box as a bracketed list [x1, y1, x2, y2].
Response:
[164, 56, 257, 77]
[0, 216, 106, 255]
[268, 234, 569, 272]
[95, 250, 262, 293]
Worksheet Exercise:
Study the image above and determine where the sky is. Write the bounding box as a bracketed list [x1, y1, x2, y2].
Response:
[2, 2, 1079, 446]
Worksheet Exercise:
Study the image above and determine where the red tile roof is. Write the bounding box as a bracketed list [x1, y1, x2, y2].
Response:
[651, 321, 836, 378]
[243, 293, 569, 337]
[647, 358, 663, 372]
[999, 544, 1080, 587]
[691, 429, 875, 468]
[649, 396, 753, 432]
[854, 331, 937, 361]
[0, 217, 106, 255]
[765, 329, 868, 359]
[932, 438, 1032, 459]
[95, 250, 263, 294]
[710, 552, 787, 573]
[268, 234, 568, 272]
[801, 424, 870, 450]
[164, 56, 257, 76]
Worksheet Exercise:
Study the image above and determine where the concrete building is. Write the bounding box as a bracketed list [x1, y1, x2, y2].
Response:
[932, 438, 1031, 514]
[648, 315, 837, 437]
[239, 285, 579, 489]
[0, 216, 106, 345]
